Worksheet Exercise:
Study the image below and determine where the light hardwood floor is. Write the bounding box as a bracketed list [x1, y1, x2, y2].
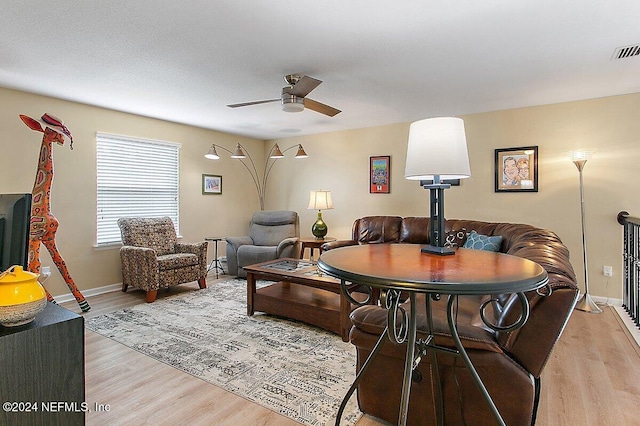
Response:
[61, 276, 640, 426]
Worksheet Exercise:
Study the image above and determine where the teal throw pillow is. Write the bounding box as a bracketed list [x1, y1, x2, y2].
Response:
[463, 230, 502, 252]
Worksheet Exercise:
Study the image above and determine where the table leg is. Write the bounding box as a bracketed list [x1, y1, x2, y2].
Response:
[247, 273, 256, 316]
[397, 292, 417, 426]
[339, 291, 350, 342]
[214, 240, 219, 279]
[425, 295, 444, 425]
[447, 295, 506, 426]
[334, 325, 389, 426]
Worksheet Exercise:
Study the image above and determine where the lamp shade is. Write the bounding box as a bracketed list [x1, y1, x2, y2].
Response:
[404, 117, 471, 180]
[230, 143, 246, 158]
[566, 150, 594, 162]
[270, 144, 284, 158]
[295, 144, 309, 158]
[308, 190, 334, 210]
[204, 145, 219, 160]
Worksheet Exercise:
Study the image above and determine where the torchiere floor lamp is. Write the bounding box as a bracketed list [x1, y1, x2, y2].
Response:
[568, 150, 602, 313]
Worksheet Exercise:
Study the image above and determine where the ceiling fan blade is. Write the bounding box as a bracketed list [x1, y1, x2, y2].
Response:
[304, 98, 341, 117]
[289, 76, 322, 97]
[227, 99, 279, 108]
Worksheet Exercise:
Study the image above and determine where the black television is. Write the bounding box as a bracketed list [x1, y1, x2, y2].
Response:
[0, 193, 32, 272]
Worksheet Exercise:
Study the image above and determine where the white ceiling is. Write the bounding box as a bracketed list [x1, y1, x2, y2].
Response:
[2, 1, 639, 140]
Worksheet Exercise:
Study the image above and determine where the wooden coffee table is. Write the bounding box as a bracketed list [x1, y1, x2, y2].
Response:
[244, 258, 366, 342]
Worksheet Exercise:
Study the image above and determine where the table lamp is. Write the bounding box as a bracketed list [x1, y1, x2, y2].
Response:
[308, 190, 334, 239]
[405, 117, 471, 255]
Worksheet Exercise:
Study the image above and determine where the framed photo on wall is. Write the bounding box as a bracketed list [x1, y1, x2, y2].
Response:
[370, 155, 391, 193]
[495, 146, 538, 192]
[202, 174, 222, 194]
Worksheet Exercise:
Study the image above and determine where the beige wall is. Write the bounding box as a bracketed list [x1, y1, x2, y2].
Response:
[2, 86, 638, 301]
[268, 93, 640, 300]
[0, 87, 263, 298]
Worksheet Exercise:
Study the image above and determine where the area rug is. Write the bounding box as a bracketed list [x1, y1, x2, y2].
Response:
[85, 279, 362, 425]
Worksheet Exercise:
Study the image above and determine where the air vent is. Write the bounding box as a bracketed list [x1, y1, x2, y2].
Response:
[612, 44, 640, 60]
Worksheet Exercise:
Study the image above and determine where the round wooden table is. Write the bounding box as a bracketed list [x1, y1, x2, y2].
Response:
[318, 244, 549, 426]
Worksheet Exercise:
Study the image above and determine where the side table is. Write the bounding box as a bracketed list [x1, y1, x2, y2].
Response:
[299, 237, 336, 261]
[205, 237, 225, 279]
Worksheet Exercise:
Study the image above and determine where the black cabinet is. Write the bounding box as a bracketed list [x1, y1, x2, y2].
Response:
[0, 302, 85, 425]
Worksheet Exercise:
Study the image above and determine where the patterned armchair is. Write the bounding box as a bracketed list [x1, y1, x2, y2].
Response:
[117, 217, 208, 302]
[226, 210, 299, 278]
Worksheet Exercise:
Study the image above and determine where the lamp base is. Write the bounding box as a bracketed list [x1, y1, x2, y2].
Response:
[311, 211, 328, 239]
[575, 293, 603, 314]
[420, 245, 455, 256]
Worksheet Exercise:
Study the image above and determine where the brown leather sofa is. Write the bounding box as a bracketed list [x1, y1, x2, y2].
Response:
[322, 216, 579, 426]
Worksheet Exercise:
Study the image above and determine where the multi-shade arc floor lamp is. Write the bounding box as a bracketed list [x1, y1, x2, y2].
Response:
[205, 142, 307, 210]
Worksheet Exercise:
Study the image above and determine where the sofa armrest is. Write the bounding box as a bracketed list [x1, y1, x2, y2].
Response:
[321, 239, 358, 251]
[276, 237, 299, 257]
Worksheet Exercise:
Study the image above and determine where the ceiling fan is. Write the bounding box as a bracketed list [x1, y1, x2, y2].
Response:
[227, 74, 341, 117]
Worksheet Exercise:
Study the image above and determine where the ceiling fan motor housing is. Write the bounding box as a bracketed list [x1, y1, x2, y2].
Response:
[281, 93, 305, 112]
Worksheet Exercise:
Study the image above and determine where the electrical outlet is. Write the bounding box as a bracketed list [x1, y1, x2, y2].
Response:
[603, 265, 613, 277]
[41, 266, 52, 278]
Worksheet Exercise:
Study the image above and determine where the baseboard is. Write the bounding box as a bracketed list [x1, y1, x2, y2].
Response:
[590, 294, 622, 306]
[53, 283, 122, 304]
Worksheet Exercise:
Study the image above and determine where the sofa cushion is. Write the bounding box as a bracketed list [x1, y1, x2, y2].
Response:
[356, 216, 403, 243]
[399, 217, 430, 244]
[463, 230, 503, 251]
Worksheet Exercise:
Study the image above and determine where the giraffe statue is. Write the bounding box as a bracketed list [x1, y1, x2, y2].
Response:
[20, 113, 90, 312]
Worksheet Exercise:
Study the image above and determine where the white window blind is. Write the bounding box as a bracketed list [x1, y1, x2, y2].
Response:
[96, 133, 180, 246]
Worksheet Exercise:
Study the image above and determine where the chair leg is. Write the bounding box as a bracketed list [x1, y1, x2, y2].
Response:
[146, 290, 158, 303]
[198, 277, 207, 289]
[122, 283, 128, 292]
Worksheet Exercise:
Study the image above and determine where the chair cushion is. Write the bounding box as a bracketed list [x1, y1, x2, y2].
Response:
[157, 253, 199, 270]
[237, 245, 278, 267]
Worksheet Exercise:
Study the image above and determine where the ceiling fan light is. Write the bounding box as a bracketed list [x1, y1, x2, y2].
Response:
[230, 143, 246, 158]
[282, 95, 305, 113]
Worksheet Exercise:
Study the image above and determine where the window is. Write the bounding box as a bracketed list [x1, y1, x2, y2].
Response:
[96, 133, 180, 246]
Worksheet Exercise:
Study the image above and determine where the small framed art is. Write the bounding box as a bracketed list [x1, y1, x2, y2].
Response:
[370, 155, 390, 193]
[202, 174, 222, 194]
[495, 146, 538, 192]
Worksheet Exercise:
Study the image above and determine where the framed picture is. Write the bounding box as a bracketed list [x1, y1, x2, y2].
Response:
[370, 156, 391, 193]
[202, 174, 222, 195]
[495, 146, 538, 192]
